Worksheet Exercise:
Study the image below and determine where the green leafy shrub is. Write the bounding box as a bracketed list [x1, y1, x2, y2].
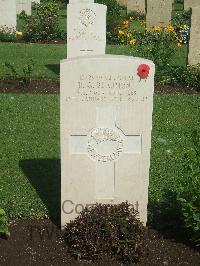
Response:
[64, 202, 145, 263]
[23, 1, 62, 42]
[172, 11, 190, 26]
[17, 10, 28, 20]
[135, 29, 175, 70]
[96, 0, 122, 15]
[171, 65, 200, 89]
[96, 0, 123, 32]
[4, 59, 35, 86]
[176, 131, 200, 246]
[156, 65, 200, 89]
[0, 208, 10, 238]
[0, 26, 16, 42]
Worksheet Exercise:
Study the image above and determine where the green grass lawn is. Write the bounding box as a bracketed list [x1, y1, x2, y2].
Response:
[10, 1, 188, 82]
[0, 93, 199, 221]
[0, 43, 187, 79]
[0, 43, 67, 79]
[0, 94, 60, 220]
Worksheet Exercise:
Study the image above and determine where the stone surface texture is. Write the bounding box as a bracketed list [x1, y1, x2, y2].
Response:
[184, 0, 199, 11]
[116, 0, 129, 6]
[67, 3, 107, 58]
[188, 6, 200, 65]
[127, 0, 146, 14]
[146, 0, 173, 28]
[17, 0, 32, 15]
[0, 0, 17, 29]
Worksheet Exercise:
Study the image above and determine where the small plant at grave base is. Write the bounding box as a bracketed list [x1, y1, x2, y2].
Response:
[0, 26, 16, 42]
[22, 1, 61, 42]
[0, 208, 10, 238]
[4, 59, 35, 86]
[176, 130, 200, 246]
[64, 202, 145, 263]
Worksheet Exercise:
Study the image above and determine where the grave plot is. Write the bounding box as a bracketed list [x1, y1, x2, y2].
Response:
[60, 55, 155, 226]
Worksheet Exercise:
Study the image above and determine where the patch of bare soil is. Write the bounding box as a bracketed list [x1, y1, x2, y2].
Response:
[0, 219, 199, 265]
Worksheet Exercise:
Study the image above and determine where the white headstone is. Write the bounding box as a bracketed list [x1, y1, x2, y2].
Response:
[17, 0, 32, 15]
[188, 6, 200, 65]
[60, 55, 155, 227]
[184, 0, 199, 11]
[0, 0, 17, 29]
[127, 0, 146, 14]
[67, 3, 107, 58]
[146, 0, 173, 28]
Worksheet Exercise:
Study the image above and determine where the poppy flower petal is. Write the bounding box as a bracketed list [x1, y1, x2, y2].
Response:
[137, 64, 150, 79]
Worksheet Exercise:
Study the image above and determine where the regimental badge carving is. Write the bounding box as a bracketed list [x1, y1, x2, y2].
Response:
[87, 128, 124, 162]
[79, 8, 96, 27]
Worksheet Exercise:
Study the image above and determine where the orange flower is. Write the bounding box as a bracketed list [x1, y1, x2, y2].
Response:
[165, 25, 174, 32]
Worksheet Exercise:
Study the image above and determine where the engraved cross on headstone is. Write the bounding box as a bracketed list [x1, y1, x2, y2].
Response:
[69, 106, 142, 199]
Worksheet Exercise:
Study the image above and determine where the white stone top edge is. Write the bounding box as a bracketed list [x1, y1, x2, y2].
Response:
[61, 55, 155, 66]
[67, 3, 106, 7]
[192, 6, 200, 10]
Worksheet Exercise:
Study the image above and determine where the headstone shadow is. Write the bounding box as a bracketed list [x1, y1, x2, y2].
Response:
[19, 159, 61, 226]
[45, 64, 60, 75]
[148, 189, 196, 249]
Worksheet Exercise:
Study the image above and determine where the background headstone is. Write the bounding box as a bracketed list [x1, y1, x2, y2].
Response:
[146, 0, 173, 28]
[60, 56, 155, 227]
[0, 0, 17, 29]
[67, 3, 107, 58]
[17, 0, 32, 15]
[116, 0, 128, 6]
[127, 0, 146, 14]
[184, 0, 199, 11]
[188, 6, 200, 65]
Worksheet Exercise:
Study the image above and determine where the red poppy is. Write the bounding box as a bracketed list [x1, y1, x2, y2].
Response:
[137, 64, 150, 79]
